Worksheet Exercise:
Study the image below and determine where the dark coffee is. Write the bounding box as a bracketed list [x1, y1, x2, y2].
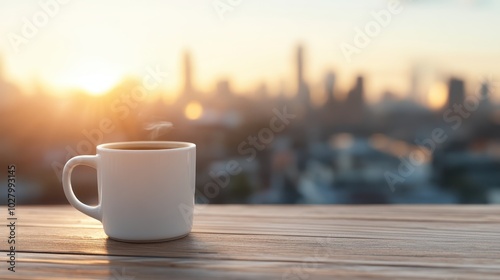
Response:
[100, 142, 192, 151]
[113, 146, 175, 150]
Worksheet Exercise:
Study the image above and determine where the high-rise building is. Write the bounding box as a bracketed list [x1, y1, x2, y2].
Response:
[409, 65, 420, 103]
[216, 79, 232, 98]
[296, 45, 310, 106]
[256, 83, 268, 100]
[346, 76, 365, 108]
[480, 81, 490, 105]
[324, 71, 336, 105]
[297, 45, 304, 90]
[183, 50, 194, 96]
[447, 78, 465, 108]
[339, 76, 365, 125]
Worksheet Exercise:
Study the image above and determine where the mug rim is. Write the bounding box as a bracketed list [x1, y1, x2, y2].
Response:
[97, 141, 195, 152]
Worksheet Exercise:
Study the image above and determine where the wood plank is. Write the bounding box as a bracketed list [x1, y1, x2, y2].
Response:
[1, 252, 499, 280]
[6, 206, 500, 262]
[11, 226, 500, 261]
[14, 206, 500, 241]
[17, 216, 500, 240]
[16, 205, 500, 224]
[1, 205, 498, 279]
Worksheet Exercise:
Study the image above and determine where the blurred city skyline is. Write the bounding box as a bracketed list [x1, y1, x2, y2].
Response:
[1, 0, 500, 104]
[1, 1, 500, 205]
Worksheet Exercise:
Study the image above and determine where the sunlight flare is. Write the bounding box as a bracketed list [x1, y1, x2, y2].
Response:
[184, 101, 203, 120]
[427, 82, 448, 110]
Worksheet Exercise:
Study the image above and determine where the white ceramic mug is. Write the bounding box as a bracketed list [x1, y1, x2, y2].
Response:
[62, 141, 196, 242]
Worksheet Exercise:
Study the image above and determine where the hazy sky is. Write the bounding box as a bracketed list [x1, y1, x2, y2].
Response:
[1, 0, 499, 103]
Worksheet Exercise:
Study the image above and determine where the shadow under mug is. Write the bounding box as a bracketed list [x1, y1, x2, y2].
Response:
[62, 141, 196, 243]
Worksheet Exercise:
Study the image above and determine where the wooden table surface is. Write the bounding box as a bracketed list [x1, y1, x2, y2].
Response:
[1, 205, 499, 279]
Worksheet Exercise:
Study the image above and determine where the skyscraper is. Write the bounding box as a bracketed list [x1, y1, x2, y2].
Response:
[296, 45, 310, 107]
[256, 82, 268, 100]
[297, 45, 304, 91]
[346, 75, 365, 109]
[324, 71, 336, 105]
[447, 78, 465, 108]
[409, 65, 421, 103]
[480, 81, 490, 105]
[216, 79, 232, 98]
[183, 50, 194, 97]
[340, 75, 366, 124]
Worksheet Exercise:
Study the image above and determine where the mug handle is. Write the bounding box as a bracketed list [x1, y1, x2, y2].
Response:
[62, 155, 101, 221]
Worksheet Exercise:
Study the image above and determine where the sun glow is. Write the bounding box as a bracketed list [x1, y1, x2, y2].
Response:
[184, 101, 203, 120]
[53, 60, 122, 96]
[427, 82, 448, 110]
[73, 73, 120, 95]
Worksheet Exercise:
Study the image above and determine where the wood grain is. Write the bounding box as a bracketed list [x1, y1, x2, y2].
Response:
[1, 205, 499, 279]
